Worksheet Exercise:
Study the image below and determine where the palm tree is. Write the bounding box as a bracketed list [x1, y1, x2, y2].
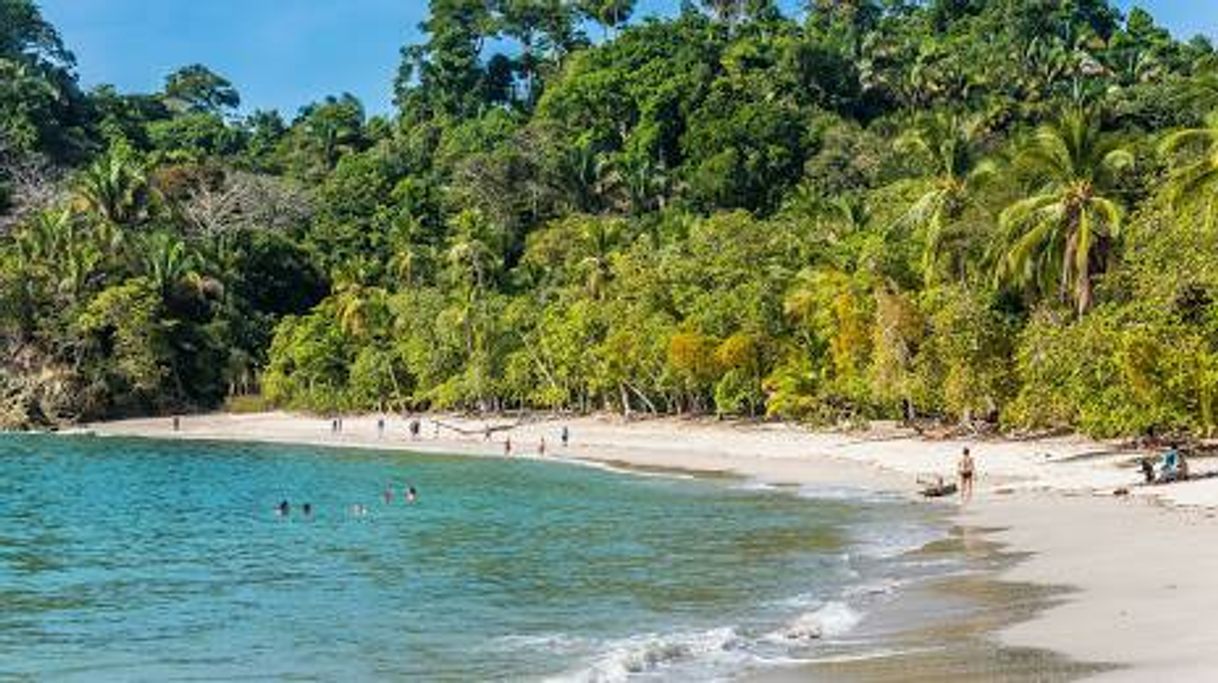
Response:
[996, 110, 1133, 316]
[332, 280, 389, 339]
[613, 153, 669, 216]
[75, 145, 150, 226]
[895, 113, 995, 284]
[1160, 111, 1218, 229]
[141, 232, 198, 298]
[579, 0, 635, 39]
[444, 210, 498, 297]
[576, 218, 625, 299]
[560, 135, 611, 213]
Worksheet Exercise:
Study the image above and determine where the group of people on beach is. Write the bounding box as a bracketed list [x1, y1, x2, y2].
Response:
[1141, 446, 1190, 484]
[502, 426, 570, 458]
[943, 440, 1198, 504]
[325, 413, 574, 460]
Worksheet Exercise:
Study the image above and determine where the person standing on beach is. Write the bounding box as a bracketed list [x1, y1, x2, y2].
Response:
[958, 447, 976, 503]
[539, 437, 547, 457]
[504, 437, 512, 457]
[561, 426, 569, 448]
[377, 417, 385, 438]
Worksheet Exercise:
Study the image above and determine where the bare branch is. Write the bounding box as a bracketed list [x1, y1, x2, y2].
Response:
[180, 169, 314, 237]
[0, 138, 66, 234]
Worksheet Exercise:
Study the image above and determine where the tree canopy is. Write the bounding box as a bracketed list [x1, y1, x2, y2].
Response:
[3, 0, 1218, 438]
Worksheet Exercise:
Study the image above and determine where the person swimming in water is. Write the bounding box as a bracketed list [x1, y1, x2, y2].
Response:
[405, 486, 417, 504]
[277, 500, 290, 517]
[383, 484, 394, 504]
[302, 502, 313, 517]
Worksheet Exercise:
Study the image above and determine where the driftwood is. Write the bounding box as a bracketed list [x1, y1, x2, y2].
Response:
[428, 415, 536, 437]
[917, 476, 958, 498]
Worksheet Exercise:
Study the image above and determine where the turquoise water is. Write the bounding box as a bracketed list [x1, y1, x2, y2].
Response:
[0, 436, 950, 681]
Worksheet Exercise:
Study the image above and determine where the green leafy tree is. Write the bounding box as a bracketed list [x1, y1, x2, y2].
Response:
[395, 0, 498, 118]
[163, 64, 240, 114]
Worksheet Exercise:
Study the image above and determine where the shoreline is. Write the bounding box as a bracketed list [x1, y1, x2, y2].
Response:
[73, 411, 1218, 681]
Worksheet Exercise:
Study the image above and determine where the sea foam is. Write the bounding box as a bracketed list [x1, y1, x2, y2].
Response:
[767, 601, 863, 643]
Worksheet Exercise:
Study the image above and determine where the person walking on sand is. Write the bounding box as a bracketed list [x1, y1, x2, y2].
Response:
[958, 447, 976, 503]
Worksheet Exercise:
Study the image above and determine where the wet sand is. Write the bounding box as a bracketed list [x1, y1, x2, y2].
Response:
[749, 526, 1115, 682]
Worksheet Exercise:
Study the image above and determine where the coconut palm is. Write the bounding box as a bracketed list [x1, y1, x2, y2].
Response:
[332, 280, 389, 339]
[894, 112, 996, 284]
[996, 109, 1133, 316]
[1159, 111, 1218, 229]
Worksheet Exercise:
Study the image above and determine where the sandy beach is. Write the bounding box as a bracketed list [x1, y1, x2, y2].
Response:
[80, 411, 1218, 681]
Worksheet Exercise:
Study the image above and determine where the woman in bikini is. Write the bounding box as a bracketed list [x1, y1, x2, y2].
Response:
[958, 447, 976, 503]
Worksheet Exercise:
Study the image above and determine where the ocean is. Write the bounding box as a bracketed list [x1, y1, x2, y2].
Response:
[0, 435, 978, 681]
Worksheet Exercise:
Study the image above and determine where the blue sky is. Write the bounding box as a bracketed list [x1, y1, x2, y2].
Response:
[37, 1, 1218, 118]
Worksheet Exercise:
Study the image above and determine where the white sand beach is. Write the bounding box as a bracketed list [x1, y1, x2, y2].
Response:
[81, 411, 1218, 680]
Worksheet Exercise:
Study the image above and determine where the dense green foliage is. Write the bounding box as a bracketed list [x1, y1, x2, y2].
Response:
[6, 0, 1218, 437]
